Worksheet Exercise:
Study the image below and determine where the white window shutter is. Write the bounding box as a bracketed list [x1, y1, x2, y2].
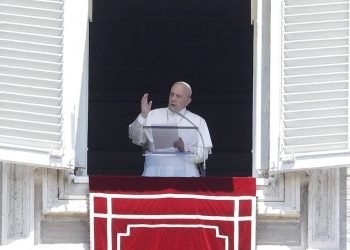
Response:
[0, 0, 73, 168]
[270, 0, 350, 171]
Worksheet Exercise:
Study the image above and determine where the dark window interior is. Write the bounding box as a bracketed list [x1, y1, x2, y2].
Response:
[88, 0, 253, 176]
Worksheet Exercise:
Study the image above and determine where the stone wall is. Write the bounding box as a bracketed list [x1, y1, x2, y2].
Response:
[0, 163, 89, 249]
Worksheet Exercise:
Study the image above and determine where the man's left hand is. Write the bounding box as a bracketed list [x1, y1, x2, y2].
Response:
[173, 137, 185, 152]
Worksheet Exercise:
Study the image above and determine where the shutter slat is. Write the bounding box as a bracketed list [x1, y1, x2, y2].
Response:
[0, 82, 61, 97]
[284, 72, 348, 84]
[0, 134, 60, 149]
[0, 117, 60, 132]
[285, 28, 348, 41]
[0, 0, 63, 11]
[285, 3, 349, 15]
[285, 64, 347, 75]
[0, 39, 62, 54]
[285, 38, 348, 49]
[0, 65, 61, 79]
[0, 108, 60, 123]
[285, 20, 348, 32]
[284, 142, 347, 154]
[0, 126, 60, 141]
[284, 89, 348, 101]
[285, 11, 348, 23]
[0, 47, 61, 62]
[285, 124, 347, 136]
[0, 4, 63, 19]
[0, 30, 62, 45]
[0, 56, 61, 71]
[0, 126, 61, 142]
[284, 133, 347, 145]
[285, 46, 348, 58]
[0, 100, 60, 115]
[0, 12, 62, 28]
[0, 74, 60, 88]
[284, 107, 348, 119]
[284, 81, 347, 90]
[284, 116, 347, 127]
[285, 0, 347, 5]
[285, 55, 347, 66]
[0, 91, 61, 106]
[284, 98, 347, 110]
[0, 22, 62, 36]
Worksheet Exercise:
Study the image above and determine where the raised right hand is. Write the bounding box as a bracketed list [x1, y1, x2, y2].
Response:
[140, 93, 152, 118]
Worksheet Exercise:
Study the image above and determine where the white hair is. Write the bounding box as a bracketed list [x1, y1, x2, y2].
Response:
[174, 81, 192, 97]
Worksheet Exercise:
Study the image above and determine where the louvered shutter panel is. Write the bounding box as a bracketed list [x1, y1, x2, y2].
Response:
[271, 0, 350, 171]
[0, 0, 65, 165]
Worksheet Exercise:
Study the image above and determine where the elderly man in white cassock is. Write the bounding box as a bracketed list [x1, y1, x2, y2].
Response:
[129, 81, 213, 177]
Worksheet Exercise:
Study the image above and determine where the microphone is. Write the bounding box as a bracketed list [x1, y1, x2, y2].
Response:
[168, 107, 207, 177]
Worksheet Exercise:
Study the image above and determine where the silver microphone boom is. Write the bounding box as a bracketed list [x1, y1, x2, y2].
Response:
[168, 107, 207, 176]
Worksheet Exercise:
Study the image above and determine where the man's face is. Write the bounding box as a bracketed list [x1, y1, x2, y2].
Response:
[168, 84, 192, 112]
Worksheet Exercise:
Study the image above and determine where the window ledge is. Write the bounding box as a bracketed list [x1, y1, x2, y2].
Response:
[256, 177, 270, 186]
[73, 175, 89, 184]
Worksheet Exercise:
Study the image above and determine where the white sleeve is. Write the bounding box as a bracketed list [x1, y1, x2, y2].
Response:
[184, 145, 210, 164]
[128, 114, 147, 146]
[184, 117, 212, 164]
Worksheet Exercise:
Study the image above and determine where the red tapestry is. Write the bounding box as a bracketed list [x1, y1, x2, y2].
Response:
[89, 176, 256, 250]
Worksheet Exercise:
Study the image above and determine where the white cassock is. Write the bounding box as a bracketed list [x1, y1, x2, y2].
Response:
[129, 107, 213, 177]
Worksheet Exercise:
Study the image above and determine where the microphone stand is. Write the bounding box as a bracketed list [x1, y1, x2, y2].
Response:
[168, 107, 207, 177]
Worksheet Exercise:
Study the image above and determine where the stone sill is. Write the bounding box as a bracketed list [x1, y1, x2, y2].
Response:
[33, 244, 89, 250]
[256, 177, 270, 186]
[45, 199, 88, 216]
[257, 202, 300, 219]
[73, 176, 89, 184]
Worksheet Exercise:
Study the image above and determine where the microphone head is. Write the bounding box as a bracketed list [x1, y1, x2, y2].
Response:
[168, 106, 176, 112]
